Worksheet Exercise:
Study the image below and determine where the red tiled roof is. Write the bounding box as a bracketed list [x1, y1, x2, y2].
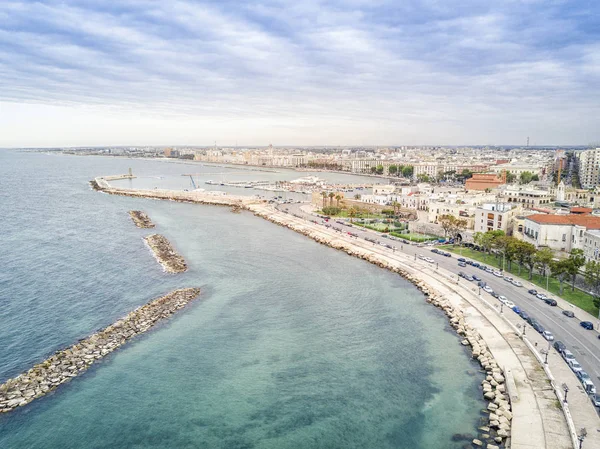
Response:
[570, 207, 592, 214]
[526, 214, 600, 229]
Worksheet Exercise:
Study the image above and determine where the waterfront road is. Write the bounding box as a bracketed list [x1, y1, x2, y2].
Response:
[280, 202, 600, 412]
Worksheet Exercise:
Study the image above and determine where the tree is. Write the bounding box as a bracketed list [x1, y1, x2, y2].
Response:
[328, 192, 335, 207]
[531, 174, 539, 181]
[438, 215, 455, 237]
[354, 194, 361, 200]
[321, 191, 327, 209]
[515, 241, 537, 279]
[348, 207, 358, 223]
[534, 247, 554, 277]
[402, 165, 414, 178]
[506, 172, 517, 184]
[388, 165, 398, 175]
[566, 249, 586, 291]
[584, 260, 600, 311]
[460, 169, 473, 180]
[370, 166, 377, 174]
[335, 194, 342, 208]
[450, 218, 468, 239]
[473, 232, 484, 247]
[519, 171, 534, 184]
[417, 174, 430, 183]
[551, 259, 570, 294]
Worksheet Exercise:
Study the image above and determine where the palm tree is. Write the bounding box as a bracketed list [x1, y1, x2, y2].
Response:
[321, 191, 327, 209]
[335, 194, 342, 208]
[354, 194, 361, 200]
[348, 207, 358, 223]
[328, 192, 335, 207]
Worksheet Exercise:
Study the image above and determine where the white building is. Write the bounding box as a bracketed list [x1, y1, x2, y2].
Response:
[577, 148, 600, 188]
[474, 203, 519, 234]
[583, 230, 600, 262]
[522, 214, 600, 252]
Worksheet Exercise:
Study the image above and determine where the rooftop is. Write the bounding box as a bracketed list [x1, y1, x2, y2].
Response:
[525, 214, 600, 229]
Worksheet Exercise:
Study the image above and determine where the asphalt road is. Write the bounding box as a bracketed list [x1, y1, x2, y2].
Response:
[280, 201, 600, 388]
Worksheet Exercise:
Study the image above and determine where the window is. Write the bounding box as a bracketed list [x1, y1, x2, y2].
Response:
[562, 234, 566, 242]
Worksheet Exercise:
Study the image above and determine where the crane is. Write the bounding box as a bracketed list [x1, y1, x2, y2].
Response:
[189, 175, 198, 189]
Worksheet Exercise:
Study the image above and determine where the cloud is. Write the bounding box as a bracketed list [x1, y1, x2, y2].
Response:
[0, 0, 599, 146]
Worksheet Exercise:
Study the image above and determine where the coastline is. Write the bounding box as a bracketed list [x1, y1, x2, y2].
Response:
[0, 288, 201, 414]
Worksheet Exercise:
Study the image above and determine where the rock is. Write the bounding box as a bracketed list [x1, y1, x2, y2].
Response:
[472, 439, 483, 446]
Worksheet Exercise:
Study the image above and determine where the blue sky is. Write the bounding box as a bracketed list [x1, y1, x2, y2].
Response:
[0, 0, 599, 147]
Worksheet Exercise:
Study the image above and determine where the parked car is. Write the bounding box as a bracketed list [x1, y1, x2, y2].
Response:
[477, 280, 486, 287]
[457, 258, 466, 262]
[458, 262, 466, 267]
[478, 264, 487, 270]
[503, 276, 512, 282]
[485, 267, 494, 273]
[472, 274, 481, 281]
[532, 322, 545, 333]
[562, 350, 576, 364]
[492, 292, 500, 299]
[512, 305, 522, 314]
[464, 275, 474, 281]
[511, 280, 523, 287]
[431, 248, 439, 253]
[528, 289, 538, 295]
[542, 331, 554, 341]
[520, 311, 530, 321]
[498, 295, 508, 304]
[493, 271, 503, 277]
[591, 394, 600, 408]
[536, 293, 547, 300]
[580, 321, 594, 330]
[543, 298, 558, 306]
[553, 341, 566, 353]
[568, 359, 583, 373]
[505, 301, 516, 309]
[458, 272, 465, 278]
[562, 310, 575, 318]
[483, 286, 493, 294]
[472, 262, 481, 268]
[576, 371, 597, 394]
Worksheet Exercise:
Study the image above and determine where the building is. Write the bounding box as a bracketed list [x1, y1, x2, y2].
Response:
[522, 213, 600, 252]
[465, 172, 506, 191]
[577, 148, 600, 188]
[499, 186, 553, 208]
[474, 203, 519, 234]
[583, 230, 600, 262]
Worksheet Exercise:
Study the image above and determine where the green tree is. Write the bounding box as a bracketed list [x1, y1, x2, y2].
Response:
[335, 194, 342, 208]
[348, 207, 358, 223]
[584, 260, 600, 311]
[321, 191, 327, 209]
[514, 240, 537, 279]
[354, 193, 361, 200]
[328, 192, 335, 207]
[531, 174, 539, 181]
[370, 166, 377, 174]
[519, 171, 534, 184]
[506, 172, 517, 183]
[388, 165, 398, 175]
[460, 169, 473, 180]
[417, 174, 430, 183]
[566, 249, 586, 291]
[376, 165, 384, 175]
[534, 247, 554, 277]
[402, 165, 414, 178]
[551, 259, 570, 294]
[438, 214, 456, 237]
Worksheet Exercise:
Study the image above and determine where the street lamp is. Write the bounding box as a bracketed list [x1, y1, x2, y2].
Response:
[522, 324, 526, 338]
[562, 383, 569, 404]
[578, 428, 586, 449]
[500, 303, 504, 314]
[478, 287, 481, 296]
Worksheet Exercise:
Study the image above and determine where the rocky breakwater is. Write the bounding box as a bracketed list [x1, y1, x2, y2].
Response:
[251, 207, 512, 448]
[129, 210, 155, 228]
[0, 288, 201, 414]
[144, 234, 187, 273]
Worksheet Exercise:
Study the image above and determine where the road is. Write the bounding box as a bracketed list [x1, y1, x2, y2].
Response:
[280, 202, 600, 398]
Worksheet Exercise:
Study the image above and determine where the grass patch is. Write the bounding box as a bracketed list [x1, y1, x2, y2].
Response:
[391, 232, 440, 242]
[354, 222, 405, 232]
[317, 209, 385, 219]
[440, 245, 599, 316]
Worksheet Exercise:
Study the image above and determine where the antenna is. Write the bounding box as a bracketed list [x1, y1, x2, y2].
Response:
[526, 137, 530, 147]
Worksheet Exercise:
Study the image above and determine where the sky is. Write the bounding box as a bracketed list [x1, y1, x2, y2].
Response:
[0, 0, 599, 147]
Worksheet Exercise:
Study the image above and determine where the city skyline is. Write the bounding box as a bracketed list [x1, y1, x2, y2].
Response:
[1, 0, 599, 147]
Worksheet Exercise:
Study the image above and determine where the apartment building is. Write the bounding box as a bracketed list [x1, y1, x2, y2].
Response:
[522, 213, 600, 252]
[474, 203, 519, 234]
[577, 148, 600, 188]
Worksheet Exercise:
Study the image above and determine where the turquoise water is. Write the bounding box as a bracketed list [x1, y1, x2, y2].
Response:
[0, 151, 484, 448]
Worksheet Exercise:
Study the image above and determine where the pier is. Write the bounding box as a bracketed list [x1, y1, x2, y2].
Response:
[144, 234, 187, 273]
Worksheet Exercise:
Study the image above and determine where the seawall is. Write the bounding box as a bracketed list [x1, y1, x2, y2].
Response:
[0, 288, 201, 414]
[144, 234, 187, 273]
[129, 210, 155, 228]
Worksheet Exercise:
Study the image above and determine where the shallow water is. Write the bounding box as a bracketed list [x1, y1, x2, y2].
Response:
[0, 151, 484, 448]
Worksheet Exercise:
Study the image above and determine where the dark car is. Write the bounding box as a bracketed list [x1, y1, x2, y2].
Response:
[443, 252, 451, 257]
[553, 341, 566, 354]
[477, 280, 486, 287]
[492, 292, 500, 299]
[472, 262, 481, 268]
[532, 322, 545, 333]
[458, 258, 466, 262]
[528, 289, 537, 295]
[526, 316, 537, 326]
[562, 310, 575, 318]
[544, 298, 557, 306]
[472, 274, 481, 281]
[431, 248, 439, 253]
[464, 275, 474, 281]
[479, 265, 487, 270]
[458, 271, 465, 278]
[520, 311, 530, 321]
[580, 321, 594, 330]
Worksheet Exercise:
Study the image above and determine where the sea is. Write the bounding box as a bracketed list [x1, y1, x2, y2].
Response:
[0, 151, 485, 448]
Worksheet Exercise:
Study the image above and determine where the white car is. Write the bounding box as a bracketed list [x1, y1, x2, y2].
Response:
[542, 331, 554, 341]
[418, 254, 426, 260]
[511, 280, 523, 287]
[504, 301, 515, 309]
[425, 257, 435, 263]
[503, 276, 513, 282]
[568, 359, 583, 373]
[498, 295, 508, 304]
[483, 286, 494, 293]
[493, 271, 503, 277]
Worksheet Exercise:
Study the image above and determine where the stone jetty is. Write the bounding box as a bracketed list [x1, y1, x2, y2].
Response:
[144, 234, 187, 273]
[129, 210, 155, 228]
[0, 288, 201, 414]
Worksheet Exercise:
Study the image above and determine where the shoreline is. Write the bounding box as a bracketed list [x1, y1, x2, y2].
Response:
[0, 288, 201, 414]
